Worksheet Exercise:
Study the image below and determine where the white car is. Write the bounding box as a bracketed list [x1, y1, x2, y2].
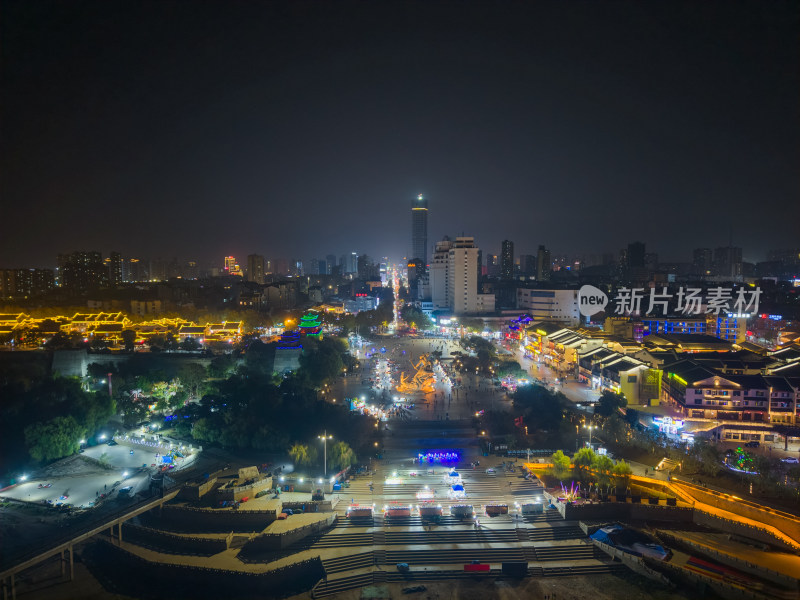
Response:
[780, 457, 799, 464]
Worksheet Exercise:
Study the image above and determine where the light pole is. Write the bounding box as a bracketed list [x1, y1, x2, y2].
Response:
[584, 424, 595, 449]
[318, 430, 333, 478]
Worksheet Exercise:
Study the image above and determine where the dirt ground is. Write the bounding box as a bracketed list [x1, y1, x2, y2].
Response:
[286, 573, 709, 600]
[13, 553, 711, 600]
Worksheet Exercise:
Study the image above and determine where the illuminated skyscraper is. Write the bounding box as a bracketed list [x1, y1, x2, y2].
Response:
[501, 240, 514, 280]
[411, 194, 428, 264]
[224, 255, 242, 276]
[536, 245, 551, 281]
[107, 251, 122, 287]
[247, 254, 265, 283]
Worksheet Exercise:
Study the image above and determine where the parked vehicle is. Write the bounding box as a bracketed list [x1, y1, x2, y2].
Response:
[347, 505, 374, 517]
[485, 503, 508, 516]
[450, 504, 474, 519]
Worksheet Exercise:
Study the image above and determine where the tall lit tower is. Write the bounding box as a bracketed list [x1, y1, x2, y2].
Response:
[501, 240, 514, 280]
[224, 255, 242, 276]
[411, 194, 428, 265]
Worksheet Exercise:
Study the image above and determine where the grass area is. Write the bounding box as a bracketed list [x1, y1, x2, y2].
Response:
[680, 467, 800, 514]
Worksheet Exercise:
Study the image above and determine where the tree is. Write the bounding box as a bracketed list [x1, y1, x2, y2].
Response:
[612, 460, 633, 494]
[180, 337, 201, 351]
[165, 333, 179, 351]
[208, 355, 236, 378]
[692, 439, 722, 477]
[24, 416, 85, 462]
[118, 394, 151, 427]
[596, 390, 627, 417]
[328, 441, 357, 471]
[97, 451, 111, 468]
[573, 447, 596, 468]
[550, 450, 570, 481]
[191, 418, 219, 443]
[298, 338, 345, 386]
[168, 389, 189, 410]
[45, 331, 85, 350]
[400, 305, 432, 330]
[121, 329, 136, 352]
[496, 360, 523, 377]
[572, 447, 596, 482]
[148, 334, 167, 351]
[74, 390, 116, 436]
[178, 363, 208, 398]
[514, 385, 563, 431]
[289, 443, 318, 467]
[592, 455, 615, 490]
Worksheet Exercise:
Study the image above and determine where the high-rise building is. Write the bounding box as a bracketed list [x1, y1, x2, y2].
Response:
[430, 238, 452, 309]
[223, 256, 243, 276]
[519, 254, 536, 277]
[411, 194, 429, 265]
[274, 258, 289, 276]
[291, 260, 304, 277]
[447, 237, 495, 315]
[516, 288, 579, 325]
[768, 248, 800, 270]
[627, 242, 646, 269]
[308, 258, 327, 276]
[326, 254, 337, 275]
[486, 254, 500, 278]
[183, 260, 199, 280]
[357, 254, 379, 280]
[500, 240, 514, 280]
[107, 251, 122, 287]
[149, 258, 167, 281]
[407, 259, 426, 299]
[60, 251, 108, 293]
[247, 254, 265, 284]
[430, 236, 494, 315]
[713, 246, 743, 279]
[0, 269, 55, 298]
[122, 257, 146, 282]
[536, 245, 551, 281]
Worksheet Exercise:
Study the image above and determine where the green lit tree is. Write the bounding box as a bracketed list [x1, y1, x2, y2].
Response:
[572, 447, 596, 482]
[592, 455, 615, 492]
[24, 416, 85, 462]
[328, 441, 357, 471]
[289, 443, 318, 467]
[550, 450, 570, 482]
[612, 460, 633, 494]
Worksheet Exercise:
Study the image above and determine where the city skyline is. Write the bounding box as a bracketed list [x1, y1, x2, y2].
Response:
[3, 238, 797, 275]
[2, 2, 798, 267]
[2, 4, 800, 598]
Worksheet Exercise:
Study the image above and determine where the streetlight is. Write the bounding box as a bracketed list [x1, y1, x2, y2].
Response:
[584, 424, 595, 448]
[318, 430, 333, 478]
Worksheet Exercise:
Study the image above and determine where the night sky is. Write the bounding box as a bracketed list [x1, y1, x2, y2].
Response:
[2, 1, 798, 268]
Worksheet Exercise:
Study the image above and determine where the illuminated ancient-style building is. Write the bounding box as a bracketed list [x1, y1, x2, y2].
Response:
[297, 312, 322, 339]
